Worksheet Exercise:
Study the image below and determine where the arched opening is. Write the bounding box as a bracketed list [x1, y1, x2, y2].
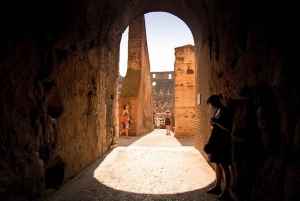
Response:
[117, 11, 196, 140]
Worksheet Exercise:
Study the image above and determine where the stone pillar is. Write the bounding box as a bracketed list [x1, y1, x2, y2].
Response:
[119, 15, 154, 136]
[174, 45, 195, 137]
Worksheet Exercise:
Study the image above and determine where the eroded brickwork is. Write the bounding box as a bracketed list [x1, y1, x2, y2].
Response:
[151, 71, 174, 128]
[174, 45, 195, 137]
[118, 15, 153, 136]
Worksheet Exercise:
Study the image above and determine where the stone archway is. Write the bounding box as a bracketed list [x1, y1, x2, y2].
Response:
[1, 2, 210, 200]
[107, 0, 209, 155]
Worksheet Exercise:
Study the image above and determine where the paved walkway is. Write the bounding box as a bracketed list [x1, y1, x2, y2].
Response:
[43, 129, 223, 201]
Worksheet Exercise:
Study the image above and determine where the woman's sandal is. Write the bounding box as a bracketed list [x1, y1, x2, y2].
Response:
[218, 192, 232, 200]
[206, 187, 222, 194]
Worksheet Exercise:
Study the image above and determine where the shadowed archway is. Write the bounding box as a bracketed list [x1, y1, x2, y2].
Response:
[1, 1, 299, 200]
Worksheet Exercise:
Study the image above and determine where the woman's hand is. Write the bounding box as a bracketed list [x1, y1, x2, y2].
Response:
[210, 120, 231, 132]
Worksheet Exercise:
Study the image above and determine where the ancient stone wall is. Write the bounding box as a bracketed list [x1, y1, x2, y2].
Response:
[174, 45, 195, 137]
[118, 15, 153, 136]
[0, 1, 122, 200]
[151, 71, 175, 128]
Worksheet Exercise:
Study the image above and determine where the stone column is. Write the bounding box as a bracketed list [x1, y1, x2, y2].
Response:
[174, 45, 195, 137]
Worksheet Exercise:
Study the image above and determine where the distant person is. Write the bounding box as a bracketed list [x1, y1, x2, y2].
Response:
[155, 116, 161, 129]
[165, 110, 171, 135]
[119, 104, 133, 139]
[204, 94, 233, 200]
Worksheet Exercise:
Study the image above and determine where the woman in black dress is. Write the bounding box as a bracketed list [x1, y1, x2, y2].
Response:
[165, 110, 171, 135]
[204, 94, 233, 200]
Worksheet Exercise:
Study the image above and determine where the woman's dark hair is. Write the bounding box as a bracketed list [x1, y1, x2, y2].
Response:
[123, 104, 128, 109]
[207, 94, 223, 106]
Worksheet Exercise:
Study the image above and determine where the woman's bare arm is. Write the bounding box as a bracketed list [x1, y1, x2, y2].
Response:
[210, 120, 231, 132]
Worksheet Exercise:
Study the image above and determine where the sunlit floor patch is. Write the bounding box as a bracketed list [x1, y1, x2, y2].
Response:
[44, 131, 216, 200]
[93, 147, 215, 194]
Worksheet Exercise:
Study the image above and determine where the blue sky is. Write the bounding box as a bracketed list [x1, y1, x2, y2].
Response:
[119, 12, 194, 77]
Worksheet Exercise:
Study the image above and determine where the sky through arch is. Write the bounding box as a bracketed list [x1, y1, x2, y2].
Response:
[119, 12, 194, 77]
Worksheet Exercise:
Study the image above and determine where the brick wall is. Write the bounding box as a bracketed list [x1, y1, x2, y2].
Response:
[118, 15, 153, 136]
[174, 45, 195, 137]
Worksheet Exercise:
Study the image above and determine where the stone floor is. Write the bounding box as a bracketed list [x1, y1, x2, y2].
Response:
[41, 129, 234, 201]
